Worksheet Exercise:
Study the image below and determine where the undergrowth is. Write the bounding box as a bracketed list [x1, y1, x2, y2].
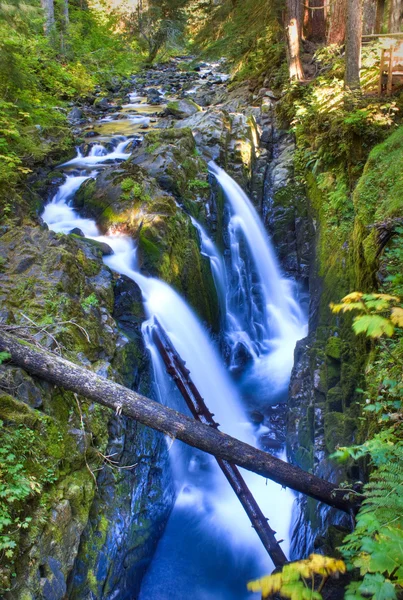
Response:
[187, 0, 286, 86]
[0, 0, 143, 216]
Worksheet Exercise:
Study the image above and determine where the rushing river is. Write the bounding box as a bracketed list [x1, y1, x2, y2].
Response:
[42, 70, 307, 599]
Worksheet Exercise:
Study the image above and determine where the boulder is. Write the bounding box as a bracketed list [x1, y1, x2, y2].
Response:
[165, 98, 201, 119]
[67, 107, 85, 123]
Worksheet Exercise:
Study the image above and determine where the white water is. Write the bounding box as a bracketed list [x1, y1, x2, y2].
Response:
[62, 139, 131, 167]
[40, 82, 306, 598]
[209, 162, 307, 396]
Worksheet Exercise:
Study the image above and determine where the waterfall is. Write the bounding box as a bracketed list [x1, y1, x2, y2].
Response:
[41, 112, 304, 599]
[209, 162, 307, 396]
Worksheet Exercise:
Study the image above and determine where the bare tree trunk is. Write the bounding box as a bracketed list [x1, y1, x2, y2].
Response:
[327, 0, 347, 44]
[41, 0, 55, 34]
[304, 0, 326, 41]
[363, 0, 378, 33]
[345, 0, 363, 88]
[286, 0, 305, 80]
[388, 0, 403, 31]
[0, 329, 361, 514]
[63, 0, 69, 29]
[375, 0, 386, 32]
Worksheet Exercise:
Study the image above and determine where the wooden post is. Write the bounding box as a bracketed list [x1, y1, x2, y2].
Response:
[387, 46, 394, 95]
[378, 48, 386, 95]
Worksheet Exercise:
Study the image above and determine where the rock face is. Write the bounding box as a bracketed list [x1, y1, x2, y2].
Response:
[0, 226, 174, 599]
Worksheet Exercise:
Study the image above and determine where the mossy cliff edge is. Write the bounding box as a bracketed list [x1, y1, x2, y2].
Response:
[287, 126, 403, 558]
[0, 226, 175, 599]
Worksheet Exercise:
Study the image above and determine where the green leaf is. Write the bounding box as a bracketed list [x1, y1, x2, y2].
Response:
[359, 574, 396, 600]
[353, 315, 395, 338]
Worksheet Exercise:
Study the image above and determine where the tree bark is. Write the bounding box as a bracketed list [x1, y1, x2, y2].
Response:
[362, 0, 378, 33]
[41, 0, 55, 34]
[345, 0, 363, 88]
[375, 0, 386, 32]
[63, 0, 69, 29]
[388, 0, 402, 31]
[286, 0, 305, 80]
[0, 330, 361, 515]
[304, 0, 326, 42]
[327, 0, 347, 45]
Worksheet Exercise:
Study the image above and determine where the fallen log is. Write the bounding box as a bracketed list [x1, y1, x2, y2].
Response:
[0, 329, 361, 514]
[150, 318, 287, 567]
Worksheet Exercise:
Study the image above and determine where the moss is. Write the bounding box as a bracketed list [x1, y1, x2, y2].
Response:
[326, 386, 343, 412]
[325, 336, 341, 360]
[324, 412, 357, 454]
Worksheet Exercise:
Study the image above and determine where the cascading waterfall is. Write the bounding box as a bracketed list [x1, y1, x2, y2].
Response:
[209, 162, 307, 398]
[41, 77, 307, 598]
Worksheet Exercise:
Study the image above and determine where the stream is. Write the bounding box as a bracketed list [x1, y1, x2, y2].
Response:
[42, 62, 307, 600]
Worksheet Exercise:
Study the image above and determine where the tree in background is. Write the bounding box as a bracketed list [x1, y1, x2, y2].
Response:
[345, 0, 363, 89]
[326, 0, 347, 44]
[41, 0, 55, 34]
[389, 0, 403, 31]
[125, 0, 187, 63]
[286, 0, 305, 79]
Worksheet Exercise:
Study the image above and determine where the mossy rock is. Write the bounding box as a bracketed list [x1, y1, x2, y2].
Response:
[165, 99, 201, 119]
[324, 412, 357, 453]
[325, 336, 341, 360]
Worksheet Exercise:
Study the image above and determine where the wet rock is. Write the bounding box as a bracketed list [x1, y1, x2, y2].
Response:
[249, 410, 264, 425]
[106, 76, 122, 93]
[84, 130, 100, 138]
[146, 88, 162, 105]
[165, 98, 201, 119]
[68, 107, 85, 123]
[69, 227, 84, 236]
[260, 435, 284, 451]
[93, 97, 111, 111]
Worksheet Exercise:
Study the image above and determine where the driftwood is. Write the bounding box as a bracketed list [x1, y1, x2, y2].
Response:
[0, 330, 361, 514]
[150, 318, 287, 567]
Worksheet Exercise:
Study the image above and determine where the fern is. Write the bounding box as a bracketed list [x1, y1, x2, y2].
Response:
[339, 439, 403, 600]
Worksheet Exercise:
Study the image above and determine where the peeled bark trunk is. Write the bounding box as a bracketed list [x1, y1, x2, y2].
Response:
[388, 0, 403, 31]
[286, 0, 305, 80]
[41, 0, 55, 34]
[345, 0, 363, 89]
[0, 329, 361, 514]
[327, 0, 347, 45]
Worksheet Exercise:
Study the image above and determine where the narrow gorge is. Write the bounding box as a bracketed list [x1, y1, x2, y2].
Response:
[1, 3, 403, 600]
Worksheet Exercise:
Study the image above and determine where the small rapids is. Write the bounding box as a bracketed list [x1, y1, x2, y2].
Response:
[41, 77, 306, 600]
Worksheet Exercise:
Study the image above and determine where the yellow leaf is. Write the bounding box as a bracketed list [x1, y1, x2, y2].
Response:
[370, 293, 400, 302]
[390, 307, 403, 327]
[341, 292, 363, 303]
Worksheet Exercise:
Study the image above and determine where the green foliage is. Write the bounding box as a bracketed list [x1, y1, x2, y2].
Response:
[123, 0, 188, 63]
[330, 285, 403, 600]
[384, 228, 403, 296]
[190, 0, 285, 85]
[120, 177, 151, 204]
[331, 293, 403, 339]
[248, 554, 346, 600]
[0, 0, 142, 211]
[0, 418, 58, 574]
[279, 46, 399, 185]
[333, 438, 403, 600]
[188, 178, 209, 190]
[0, 352, 11, 364]
[81, 293, 99, 311]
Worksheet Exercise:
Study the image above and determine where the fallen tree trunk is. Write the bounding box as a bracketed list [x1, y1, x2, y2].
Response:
[0, 330, 361, 514]
[151, 318, 287, 567]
